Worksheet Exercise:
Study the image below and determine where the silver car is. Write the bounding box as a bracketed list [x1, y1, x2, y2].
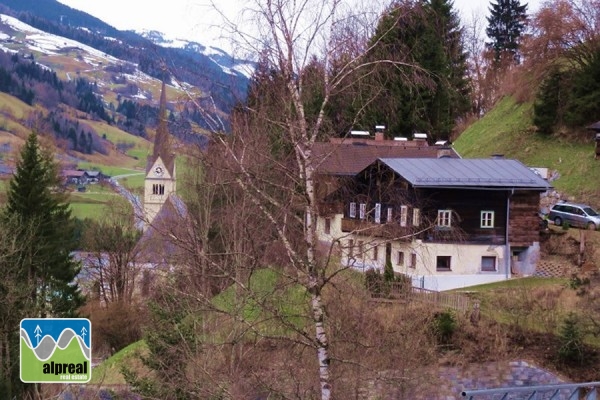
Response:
[548, 202, 600, 230]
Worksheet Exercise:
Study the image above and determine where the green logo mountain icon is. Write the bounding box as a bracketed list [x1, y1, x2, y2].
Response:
[20, 318, 91, 383]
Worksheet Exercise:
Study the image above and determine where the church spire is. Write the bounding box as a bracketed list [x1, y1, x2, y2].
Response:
[147, 80, 175, 176]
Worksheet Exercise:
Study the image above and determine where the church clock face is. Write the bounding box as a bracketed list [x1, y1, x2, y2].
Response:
[153, 166, 164, 177]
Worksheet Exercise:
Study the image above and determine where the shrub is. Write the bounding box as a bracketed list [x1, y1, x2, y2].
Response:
[558, 313, 584, 365]
[432, 309, 457, 345]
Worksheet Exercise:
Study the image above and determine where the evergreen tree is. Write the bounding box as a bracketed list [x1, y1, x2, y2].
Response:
[351, 0, 470, 140]
[533, 67, 567, 134]
[4, 132, 83, 319]
[486, 0, 528, 64]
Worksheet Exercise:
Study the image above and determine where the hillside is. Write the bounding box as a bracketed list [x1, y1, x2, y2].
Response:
[454, 97, 600, 205]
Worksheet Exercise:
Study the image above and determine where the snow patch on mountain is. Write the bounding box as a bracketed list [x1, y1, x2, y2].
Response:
[0, 14, 119, 62]
[136, 29, 255, 79]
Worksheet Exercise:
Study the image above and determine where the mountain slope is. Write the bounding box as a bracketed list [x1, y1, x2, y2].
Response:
[0, 0, 252, 128]
[454, 97, 600, 203]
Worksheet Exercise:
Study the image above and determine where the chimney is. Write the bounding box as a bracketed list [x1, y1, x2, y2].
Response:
[375, 125, 385, 141]
[413, 132, 428, 142]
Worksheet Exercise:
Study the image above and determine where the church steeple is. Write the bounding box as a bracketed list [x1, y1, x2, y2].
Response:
[147, 80, 175, 177]
[143, 80, 177, 229]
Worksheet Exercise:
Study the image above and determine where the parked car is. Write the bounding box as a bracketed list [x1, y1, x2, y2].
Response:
[548, 202, 600, 230]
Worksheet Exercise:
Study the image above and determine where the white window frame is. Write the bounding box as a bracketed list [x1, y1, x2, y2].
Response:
[481, 211, 495, 228]
[349, 202, 356, 218]
[400, 205, 408, 227]
[359, 203, 366, 220]
[386, 207, 393, 223]
[437, 210, 452, 227]
[413, 208, 421, 226]
[374, 203, 381, 224]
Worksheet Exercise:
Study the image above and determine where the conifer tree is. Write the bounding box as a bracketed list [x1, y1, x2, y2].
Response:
[486, 0, 528, 63]
[351, 0, 470, 140]
[4, 132, 83, 318]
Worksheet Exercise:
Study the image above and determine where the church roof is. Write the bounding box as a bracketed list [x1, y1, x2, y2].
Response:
[147, 80, 175, 176]
[136, 193, 191, 265]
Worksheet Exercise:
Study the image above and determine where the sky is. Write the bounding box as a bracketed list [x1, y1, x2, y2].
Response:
[56, 0, 542, 52]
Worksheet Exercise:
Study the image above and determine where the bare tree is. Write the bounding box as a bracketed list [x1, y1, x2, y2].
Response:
[83, 198, 142, 305]
[140, 0, 447, 398]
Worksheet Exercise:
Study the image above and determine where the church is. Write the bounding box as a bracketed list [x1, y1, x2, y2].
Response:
[143, 80, 178, 228]
[136, 80, 190, 268]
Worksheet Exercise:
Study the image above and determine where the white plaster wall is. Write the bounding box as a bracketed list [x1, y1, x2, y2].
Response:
[318, 215, 517, 291]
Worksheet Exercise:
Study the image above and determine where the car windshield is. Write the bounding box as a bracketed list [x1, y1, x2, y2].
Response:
[583, 207, 599, 216]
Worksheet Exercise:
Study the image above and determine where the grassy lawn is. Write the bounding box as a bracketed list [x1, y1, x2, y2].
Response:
[91, 340, 148, 385]
[212, 268, 309, 337]
[69, 191, 118, 221]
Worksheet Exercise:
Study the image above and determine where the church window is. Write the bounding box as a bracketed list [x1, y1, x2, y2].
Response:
[152, 184, 165, 195]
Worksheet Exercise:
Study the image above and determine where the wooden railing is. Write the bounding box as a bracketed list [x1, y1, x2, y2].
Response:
[372, 282, 471, 312]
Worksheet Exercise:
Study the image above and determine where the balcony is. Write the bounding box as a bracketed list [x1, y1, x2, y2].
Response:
[341, 218, 417, 240]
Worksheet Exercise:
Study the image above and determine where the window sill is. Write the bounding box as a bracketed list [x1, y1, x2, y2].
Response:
[436, 268, 452, 272]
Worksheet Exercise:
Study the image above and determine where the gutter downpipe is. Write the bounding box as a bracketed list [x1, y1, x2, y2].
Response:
[505, 189, 514, 280]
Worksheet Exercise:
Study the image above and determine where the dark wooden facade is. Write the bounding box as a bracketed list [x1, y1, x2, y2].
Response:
[324, 163, 543, 247]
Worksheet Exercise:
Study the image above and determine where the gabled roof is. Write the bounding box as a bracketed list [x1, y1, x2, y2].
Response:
[136, 193, 190, 264]
[313, 142, 460, 176]
[377, 158, 551, 190]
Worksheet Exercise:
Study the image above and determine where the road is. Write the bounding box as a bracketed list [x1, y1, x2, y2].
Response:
[108, 172, 146, 230]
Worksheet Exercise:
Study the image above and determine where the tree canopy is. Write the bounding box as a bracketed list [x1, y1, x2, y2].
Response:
[345, 0, 471, 140]
[486, 0, 528, 63]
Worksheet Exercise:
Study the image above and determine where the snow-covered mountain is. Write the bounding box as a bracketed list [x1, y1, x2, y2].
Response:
[0, 0, 253, 128]
[136, 29, 254, 79]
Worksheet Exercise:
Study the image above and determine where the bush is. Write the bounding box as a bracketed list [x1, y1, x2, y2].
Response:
[558, 313, 584, 365]
[81, 301, 146, 356]
[365, 268, 387, 297]
[431, 309, 457, 345]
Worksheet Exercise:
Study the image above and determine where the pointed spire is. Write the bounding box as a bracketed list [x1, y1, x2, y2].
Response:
[153, 80, 170, 161]
[148, 80, 175, 175]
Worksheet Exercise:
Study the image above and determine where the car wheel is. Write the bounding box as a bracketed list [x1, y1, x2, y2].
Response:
[554, 217, 562, 226]
[588, 222, 597, 230]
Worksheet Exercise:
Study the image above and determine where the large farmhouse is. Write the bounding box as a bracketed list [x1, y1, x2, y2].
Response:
[314, 135, 551, 291]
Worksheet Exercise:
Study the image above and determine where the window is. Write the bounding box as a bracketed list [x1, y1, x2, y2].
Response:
[359, 203, 366, 220]
[358, 240, 364, 256]
[481, 211, 494, 228]
[374, 203, 381, 224]
[348, 239, 354, 258]
[413, 208, 421, 226]
[349, 202, 356, 218]
[324, 218, 331, 235]
[400, 205, 408, 227]
[386, 207, 393, 223]
[410, 253, 417, 268]
[373, 245, 378, 261]
[436, 256, 452, 271]
[397, 251, 404, 265]
[437, 210, 452, 227]
[481, 256, 496, 271]
[152, 184, 165, 195]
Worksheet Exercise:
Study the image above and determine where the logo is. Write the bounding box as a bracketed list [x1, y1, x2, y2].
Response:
[20, 318, 91, 383]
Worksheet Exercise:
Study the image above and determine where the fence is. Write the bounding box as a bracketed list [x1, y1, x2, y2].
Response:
[373, 282, 471, 312]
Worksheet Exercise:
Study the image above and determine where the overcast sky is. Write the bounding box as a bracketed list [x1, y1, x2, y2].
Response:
[56, 0, 542, 52]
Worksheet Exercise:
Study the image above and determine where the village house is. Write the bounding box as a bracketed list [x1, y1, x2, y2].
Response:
[314, 132, 551, 291]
